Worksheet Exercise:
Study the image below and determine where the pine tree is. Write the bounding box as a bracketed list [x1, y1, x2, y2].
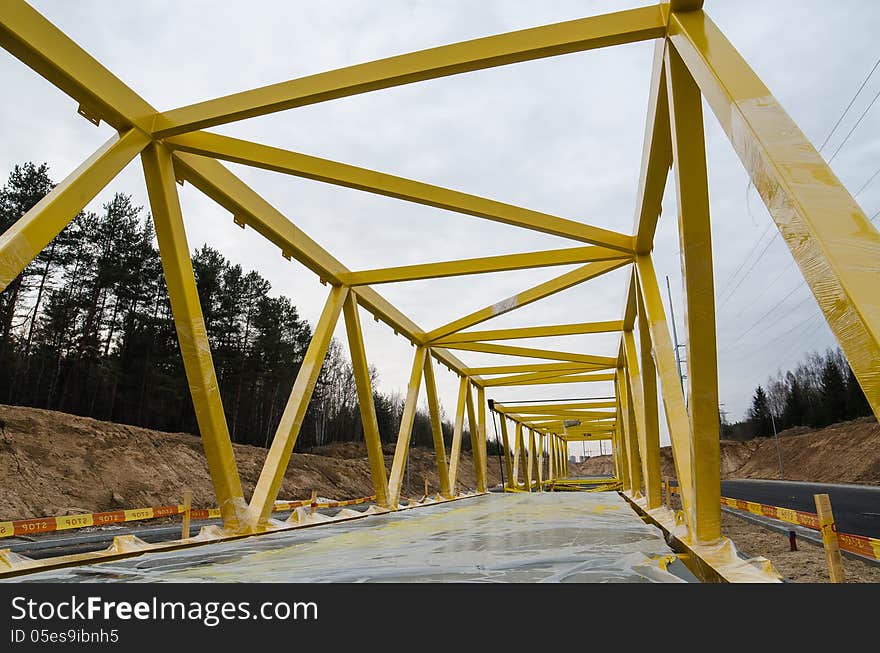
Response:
[820, 356, 847, 425]
[748, 385, 773, 437]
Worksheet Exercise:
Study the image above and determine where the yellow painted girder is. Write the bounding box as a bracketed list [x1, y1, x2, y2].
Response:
[140, 143, 245, 529]
[447, 377, 468, 491]
[633, 39, 672, 255]
[623, 330, 660, 509]
[151, 5, 667, 137]
[480, 368, 608, 387]
[166, 131, 634, 251]
[342, 292, 389, 507]
[170, 153, 475, 383]
[665, 39, 721, 543]
[247, 285, 349, 528]
[463, 362, 596, 376]
[669, 9, 880, 419]
[435, 320, 624, 345]
[505, 410, 616, 420]
[483, 372, 615, 387]
[494, 401, 617, 412]
[341, 246, 628, 286]
[636, 255, 693, 520]
[423, 350, 452, 497]
[426, 259, 630, 342]
[387, 346, 428, 508]
[1, 129, 149, 292]
[441, 342, 617, 367]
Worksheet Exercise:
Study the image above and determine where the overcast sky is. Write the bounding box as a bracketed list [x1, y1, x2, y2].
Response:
[2, 1, 878, 456]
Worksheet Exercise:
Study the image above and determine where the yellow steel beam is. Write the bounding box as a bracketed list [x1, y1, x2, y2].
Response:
[247, 285, 348, 528]
[464, 381, 487, 492]
[494, 401, 617, 412]
[166, 131, 634, 250]
[341, 246, 628, 286]
[481, 368, 604, 387]
[617, 367, 641, 496]
[463, 362, 598, 376]
[423, 349, 452, 497]
[152, 5, 667, 136]
[426, 259, 630, 341]
[514, 421, 526, 489]
[343, 292, 389, 507]
[525, 427, 535, 491]
[665, 40, 721, 543]
[530, 429, 542, 491]
[476, 385, 489, 492]
[435, 320, 624, 345]
[636, 255, 693, 523]
[483, 372, 616, 387]
[669, 9, 880, 419]
[442, 342, 617, 367]
[1, 130, 149, 292]
[387, 346, 428, 508]
[637, 278, 662, 510]
[140, 142, 245, 529]
[623, 330, 660, 509]
[0, 0, 156, 132]
[447, 376, 469, 491]
[505, 409, 616, 420]
[170, 153, 475, 381]
[498, 413, 514, 490]
[633, 39, 672, 254]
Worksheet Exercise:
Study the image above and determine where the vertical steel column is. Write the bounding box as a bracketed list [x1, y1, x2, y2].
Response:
[141, 142, 245, 530]
[498, 415, 514, 490]
[511, 421, 521, 486]
[476, 385, 489, 492]
[342, 292, 389, 507]
[624, 329, 661, 508]
[248, 285, 349, 527]
[637, 281, 662, 509]
[387, 346, 428, 508]
[529, 429, 539, 491]
[516, 422, 527, 490]
[666, 41, 721, 543]
[614, 375, 633, 493]
[423, 351, 452, 497]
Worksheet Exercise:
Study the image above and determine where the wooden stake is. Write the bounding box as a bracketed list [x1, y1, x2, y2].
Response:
[424, 477, 429, 499]
[181, 489, 192, 540]
[814, 493, 845, 583]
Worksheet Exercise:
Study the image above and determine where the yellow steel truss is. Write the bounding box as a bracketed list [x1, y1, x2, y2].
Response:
[1, 0, 877, 571]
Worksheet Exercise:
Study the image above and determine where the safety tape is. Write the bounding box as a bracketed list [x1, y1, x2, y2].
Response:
[0, 494, 377, 540]
[721, 495, 880, 561]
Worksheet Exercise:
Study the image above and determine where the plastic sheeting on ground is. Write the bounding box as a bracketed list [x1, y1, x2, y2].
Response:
[16, 493, 689, 583]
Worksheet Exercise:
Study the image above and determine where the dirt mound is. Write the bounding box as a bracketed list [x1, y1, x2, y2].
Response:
[0, 404, 496, 520]
[573, 416, 880, 485]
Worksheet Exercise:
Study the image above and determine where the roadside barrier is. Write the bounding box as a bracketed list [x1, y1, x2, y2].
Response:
[0, 493, 377, 539]
[721, 495, 880, 562]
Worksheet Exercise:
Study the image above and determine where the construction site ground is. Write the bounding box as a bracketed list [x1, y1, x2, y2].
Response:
[2, 404, 878, 582]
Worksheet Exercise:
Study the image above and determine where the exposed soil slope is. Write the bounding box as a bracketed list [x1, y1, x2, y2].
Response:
[0, 404, 496, 520]
[573, 416, 880, 485]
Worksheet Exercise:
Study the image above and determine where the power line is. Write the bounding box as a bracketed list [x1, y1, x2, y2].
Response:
[728, 280, 812, 346]
[722, 257, 795, 319]
[716, 231, 781, 311]
[818, 55, 880, 152]
[827, 85, 880, 163]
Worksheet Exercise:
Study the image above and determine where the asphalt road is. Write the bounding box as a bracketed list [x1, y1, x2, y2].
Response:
[721, 479, 880, 539]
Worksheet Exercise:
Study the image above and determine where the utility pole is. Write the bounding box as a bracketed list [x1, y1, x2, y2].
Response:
[770, 411, 784, 480]
[666, 275, 687, 408]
